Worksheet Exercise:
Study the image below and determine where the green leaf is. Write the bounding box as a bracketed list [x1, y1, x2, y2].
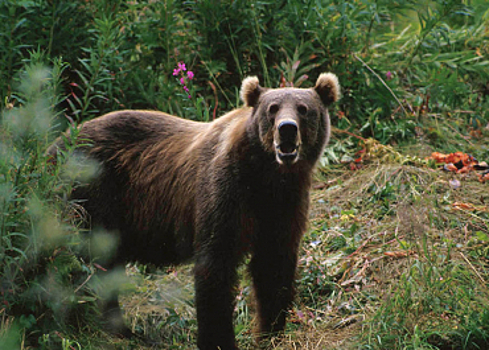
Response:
[475, 231, 489, 242]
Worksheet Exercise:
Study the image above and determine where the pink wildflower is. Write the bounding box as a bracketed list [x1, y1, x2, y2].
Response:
[177, 62, 186, 71]
[173, 61, 193, 100]
[386, 71, 392, 80]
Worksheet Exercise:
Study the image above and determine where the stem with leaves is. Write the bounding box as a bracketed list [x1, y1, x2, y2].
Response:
[404, 1, 462, 70]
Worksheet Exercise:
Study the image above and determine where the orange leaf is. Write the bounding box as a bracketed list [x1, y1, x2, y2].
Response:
[478, 172, 489, 183]
[452, 202, 474, 210]
[457, 165, 473, 174]
[452, 202, 489, 212]
[384, 251, 412, 258]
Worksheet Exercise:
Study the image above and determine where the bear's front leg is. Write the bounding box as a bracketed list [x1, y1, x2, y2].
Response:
[249, 233, 300, 338]
[194, 249, 239, 350]
[101, 289, 133, 337]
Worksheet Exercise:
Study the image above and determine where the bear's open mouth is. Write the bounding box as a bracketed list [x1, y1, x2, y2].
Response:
[278, 141, 297, 154]
[275, 142, 300, 165]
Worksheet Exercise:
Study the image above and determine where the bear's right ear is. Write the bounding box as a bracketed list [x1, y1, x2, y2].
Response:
[314, 73, 340, 106]
[240, 76, 263, 108]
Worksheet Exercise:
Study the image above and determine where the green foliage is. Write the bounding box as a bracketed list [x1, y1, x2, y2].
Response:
[364, 251, 489, 349]
[0, 2, 479, 125]
[2, 0, 488, 137]
[0, 61, 106, 348]
[368, 181, 398, 217]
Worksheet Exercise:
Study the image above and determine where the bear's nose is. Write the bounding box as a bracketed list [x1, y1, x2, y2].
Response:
[278, 120, 298, 141]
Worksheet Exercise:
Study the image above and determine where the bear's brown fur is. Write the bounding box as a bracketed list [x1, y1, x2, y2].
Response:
[49, 73, 340, 350]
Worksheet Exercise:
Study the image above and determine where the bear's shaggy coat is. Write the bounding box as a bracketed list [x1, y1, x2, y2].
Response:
[50, 73, 340, 350]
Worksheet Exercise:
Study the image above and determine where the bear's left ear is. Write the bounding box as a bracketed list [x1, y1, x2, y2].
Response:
[314, 73, 340, 106]
[240, 76, 263, 108]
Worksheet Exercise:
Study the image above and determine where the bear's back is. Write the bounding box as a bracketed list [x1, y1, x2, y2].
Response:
[68, 109, 250, 265]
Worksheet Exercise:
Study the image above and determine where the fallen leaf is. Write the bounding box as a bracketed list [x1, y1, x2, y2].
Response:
[457, 165, 473, 174]
[452, 202, 489, 212]
[478, 170, 489, 183]
[452, 202, 475, 210]
[474, 161, 489, 170]
[427, 151, 477, 167]
[443, 163, 458, 172]
[384, 251, 414, 258]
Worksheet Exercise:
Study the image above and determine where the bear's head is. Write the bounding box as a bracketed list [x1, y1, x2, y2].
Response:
[241, 73, 340, 166]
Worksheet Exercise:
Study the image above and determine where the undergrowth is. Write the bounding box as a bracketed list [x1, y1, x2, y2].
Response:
[312, 161, 489, 349]
[0, 60, 116, 349]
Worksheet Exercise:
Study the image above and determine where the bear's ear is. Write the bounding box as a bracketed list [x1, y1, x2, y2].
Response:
[240, 76, 263, 108]
[314, 73, 340, 106]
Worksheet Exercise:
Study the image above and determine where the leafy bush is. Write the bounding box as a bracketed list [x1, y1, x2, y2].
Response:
[0, 59, 104, 348]
[2, 0, 488, 138]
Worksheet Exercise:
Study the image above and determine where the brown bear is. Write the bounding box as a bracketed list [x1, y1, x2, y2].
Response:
[49, 72, 340, 349]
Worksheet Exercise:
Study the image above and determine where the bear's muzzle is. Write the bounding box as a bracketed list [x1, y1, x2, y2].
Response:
[274, 119, 301, 165]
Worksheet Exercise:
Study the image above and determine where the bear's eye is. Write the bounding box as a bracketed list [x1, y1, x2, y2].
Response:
[268, 104, 279, 115]
[297, 104, 308, 115]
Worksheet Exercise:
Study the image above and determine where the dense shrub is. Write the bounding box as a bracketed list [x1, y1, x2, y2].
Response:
[2, 0, 486, 131]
